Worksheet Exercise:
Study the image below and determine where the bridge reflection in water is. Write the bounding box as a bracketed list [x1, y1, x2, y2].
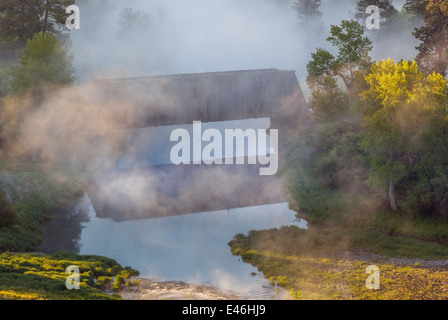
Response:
[88, 118, 286, 221]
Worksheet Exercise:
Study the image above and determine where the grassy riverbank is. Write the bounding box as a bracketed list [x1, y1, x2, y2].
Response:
[0, 252, 139, 300]
[228, 218, 448, 300]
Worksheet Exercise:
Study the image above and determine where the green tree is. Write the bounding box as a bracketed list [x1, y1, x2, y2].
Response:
[413, 0, 448, 75]
[359, 59, 448, 211]
[307, 20, 373, 93]
[12, 32, 76, 96]
[308, 75, 350, 123]
[287, 20, 374, 222]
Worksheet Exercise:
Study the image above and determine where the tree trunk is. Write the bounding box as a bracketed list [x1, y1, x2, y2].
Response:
[334, 72, 352, 93]
[389, 179, 398, 211]
[42, 0, 49, 36]
[20, 3, 25, 42]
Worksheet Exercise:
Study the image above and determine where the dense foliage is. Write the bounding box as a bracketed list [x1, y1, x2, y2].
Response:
[359, 59, 448, 214]
[413, 0, 448, 76]
[282, 18, 448, 224]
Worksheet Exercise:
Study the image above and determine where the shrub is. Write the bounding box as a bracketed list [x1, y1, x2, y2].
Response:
[120, 270, 131, 279]
[113, 274, 126, 292]
[115, 274, 125, 285]
[12, 32, 76, 96]
[124, 266, 140, 277]
[95, 276, 112, 290]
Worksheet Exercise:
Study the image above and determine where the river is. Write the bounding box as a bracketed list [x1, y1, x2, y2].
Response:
[40, 193, 307, 299]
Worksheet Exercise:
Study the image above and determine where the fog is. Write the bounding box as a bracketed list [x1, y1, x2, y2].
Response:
[6, 0, 422, 223]
[72, 0, 305, 80]
[7, 0, 423, 221]
[70, 0, 350, 92]
[68, 0, 421, 101]
[4, 0, 428, 297]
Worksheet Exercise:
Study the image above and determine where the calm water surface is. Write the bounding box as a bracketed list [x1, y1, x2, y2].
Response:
[41, 193, 307, 299]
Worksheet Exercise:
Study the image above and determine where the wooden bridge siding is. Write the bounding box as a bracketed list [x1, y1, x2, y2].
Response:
[94, 69, 306, 128]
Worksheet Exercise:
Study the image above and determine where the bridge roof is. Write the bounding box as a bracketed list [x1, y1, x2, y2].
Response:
[95, 68, 297, 83]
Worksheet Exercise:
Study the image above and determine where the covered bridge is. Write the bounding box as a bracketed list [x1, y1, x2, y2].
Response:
[88, 69, 308, 221]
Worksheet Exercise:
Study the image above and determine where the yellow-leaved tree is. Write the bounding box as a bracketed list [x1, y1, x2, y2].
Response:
[360, 59, 448, 212]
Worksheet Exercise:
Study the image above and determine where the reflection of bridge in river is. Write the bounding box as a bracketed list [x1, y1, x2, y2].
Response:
[88, 69, 308, 221]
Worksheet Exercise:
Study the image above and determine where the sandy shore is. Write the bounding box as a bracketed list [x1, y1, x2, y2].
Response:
[119, 278, 241, 300]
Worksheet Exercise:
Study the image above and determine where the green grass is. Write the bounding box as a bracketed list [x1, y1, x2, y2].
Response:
[374, 211, 448, 244]
[0, 252, 139, 300]
[350, 228, 448, 259]
[346, 211, 448, 259]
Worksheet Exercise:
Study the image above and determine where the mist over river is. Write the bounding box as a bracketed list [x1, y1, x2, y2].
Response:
[40, 193, 307, 299]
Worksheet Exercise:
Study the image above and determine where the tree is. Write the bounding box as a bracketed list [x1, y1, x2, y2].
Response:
[359, 59, 448, 211]
[307, 20, 373, 93]
[292, 0, 324, 36]
[300, 20, 373, 210]
[0, 0, 74, 60]
[293, 0, 321, 21]
[12, 32, 76, 96]
[117, 8, 152, 39]
[292, 0, 323, 29]
[403, 0, 427, 18]
[413, 0, 448, 75]
[308, 75, 350, 122]
[0, 0, 44, 59]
